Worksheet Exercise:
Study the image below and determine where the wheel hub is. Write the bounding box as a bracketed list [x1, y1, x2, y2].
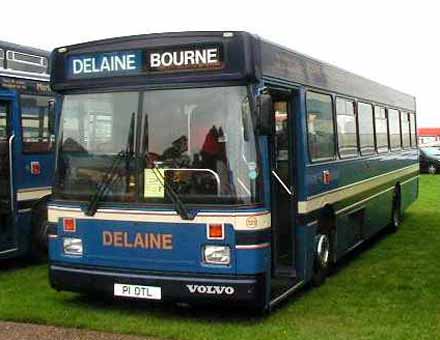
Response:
[316, 234, 330, 268]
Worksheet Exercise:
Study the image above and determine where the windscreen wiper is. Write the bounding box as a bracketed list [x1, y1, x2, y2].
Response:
[84, 113, 135, 216]
[143, 151, 195, 221]
[84, 150, 129, 216]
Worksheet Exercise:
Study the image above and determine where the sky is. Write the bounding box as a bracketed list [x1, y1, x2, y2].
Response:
[2, 0, 438, 127]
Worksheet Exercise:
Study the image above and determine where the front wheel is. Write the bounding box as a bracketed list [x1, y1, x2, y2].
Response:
[311, 232, 332, 286]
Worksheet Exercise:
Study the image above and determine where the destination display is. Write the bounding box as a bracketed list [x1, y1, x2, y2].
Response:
[66, 44, 224, 79]
[0, 76, 51, 95]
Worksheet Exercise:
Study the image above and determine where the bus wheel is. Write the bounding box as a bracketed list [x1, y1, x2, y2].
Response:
[311, 232, 331, 286]
[30, 200, 49, 260]
[390, 188, 401, 232]
[428, 164, 437, 175]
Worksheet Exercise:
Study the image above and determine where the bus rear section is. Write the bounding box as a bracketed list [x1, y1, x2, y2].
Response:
[0, 41, 55, 259]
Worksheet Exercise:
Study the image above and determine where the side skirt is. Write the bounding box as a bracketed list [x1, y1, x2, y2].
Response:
[268, 279, 304, 310]
[0, 247, 19, 257]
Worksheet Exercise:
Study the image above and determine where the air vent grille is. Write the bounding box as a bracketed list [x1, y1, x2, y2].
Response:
[5, 50, 48, 74]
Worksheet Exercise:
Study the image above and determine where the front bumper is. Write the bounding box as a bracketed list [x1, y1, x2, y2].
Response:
[49, 263, 266, 307]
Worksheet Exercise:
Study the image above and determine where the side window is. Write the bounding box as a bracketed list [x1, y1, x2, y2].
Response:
[21, 95, 55, 153]
[374, 106, 389, 152]
[388, 109, 401, 150]
[401, 112, 410, 148]
[306, 91, 335, 162]
[409, 113, 417, 147]
[336, 97, 358, 158]
[358, 102, 375, 155]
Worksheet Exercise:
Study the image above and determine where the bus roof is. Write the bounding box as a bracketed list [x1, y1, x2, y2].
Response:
[50, 31, 415, 111]
[0, 40, 49, 58]
[259, 39, 415, 111]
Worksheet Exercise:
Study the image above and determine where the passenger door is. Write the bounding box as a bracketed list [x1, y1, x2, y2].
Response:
[0, 97, 16, 253]
[269, 89, 297, 277]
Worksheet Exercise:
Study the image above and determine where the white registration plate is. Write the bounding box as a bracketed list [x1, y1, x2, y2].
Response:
[114, 283, 162, 300]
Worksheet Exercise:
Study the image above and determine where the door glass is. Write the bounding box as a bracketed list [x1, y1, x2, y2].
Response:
[0, 101, 10, 201]
[0, 100, 13, 250]
[272, 98, 293, 269]
[274, 101, 289, 185]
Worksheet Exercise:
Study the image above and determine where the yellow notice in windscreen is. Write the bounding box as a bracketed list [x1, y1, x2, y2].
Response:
[144, 169, 165, 198]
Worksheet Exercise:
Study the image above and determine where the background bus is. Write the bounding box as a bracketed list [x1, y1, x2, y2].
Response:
[0, 41, 55, 259]
[48, 31, 418, 311]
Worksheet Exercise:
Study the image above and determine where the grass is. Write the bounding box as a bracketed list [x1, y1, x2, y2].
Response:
[1, 175, 439, 340]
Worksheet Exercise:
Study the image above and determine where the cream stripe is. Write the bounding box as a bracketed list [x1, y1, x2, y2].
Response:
[49, 205, 267, 217]
[48, 206, 271, 231]
[0, 248, 18, 255]
[298, 164, 419, 214]
[335, 186, 394, 216]
[17, 187, 52, 202]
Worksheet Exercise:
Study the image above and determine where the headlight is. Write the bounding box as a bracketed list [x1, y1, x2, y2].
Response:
[203, 245, 230, 265]
[63, 238, 83, 255]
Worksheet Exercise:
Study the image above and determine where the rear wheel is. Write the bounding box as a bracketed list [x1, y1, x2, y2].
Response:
[29, 200, 49, 260]
[389, 188, 401, 232]
[428, 164, 437, 175]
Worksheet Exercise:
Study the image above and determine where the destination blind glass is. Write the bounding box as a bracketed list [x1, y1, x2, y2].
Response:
[66, 44, 224, 79]
[0, 77, 51, 96]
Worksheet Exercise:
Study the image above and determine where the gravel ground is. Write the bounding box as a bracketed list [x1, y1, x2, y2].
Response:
[0, 321, 152, 340]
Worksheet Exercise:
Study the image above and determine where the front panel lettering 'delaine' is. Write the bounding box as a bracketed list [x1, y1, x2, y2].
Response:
[102, 231, 173, 250]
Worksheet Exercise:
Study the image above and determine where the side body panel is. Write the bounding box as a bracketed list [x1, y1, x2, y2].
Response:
[294, 88, 418, 264]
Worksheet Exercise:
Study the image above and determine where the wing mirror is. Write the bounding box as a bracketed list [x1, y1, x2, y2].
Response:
[256, 94, 273, 135]
[48, 99, 56, 134]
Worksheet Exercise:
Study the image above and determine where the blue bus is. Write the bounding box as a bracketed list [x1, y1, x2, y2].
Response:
[0, 41, 55, 259]
[47, 32, 418, 311]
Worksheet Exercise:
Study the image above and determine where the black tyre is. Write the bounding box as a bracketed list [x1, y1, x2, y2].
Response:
[29, 200, 49, 260]
[389, 188, 401, 233]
